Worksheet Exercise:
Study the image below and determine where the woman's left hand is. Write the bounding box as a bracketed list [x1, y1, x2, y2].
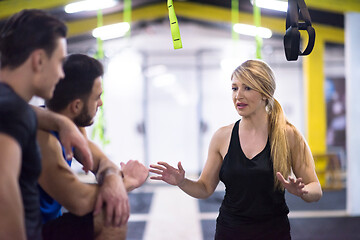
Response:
[276, 172, 308, 197]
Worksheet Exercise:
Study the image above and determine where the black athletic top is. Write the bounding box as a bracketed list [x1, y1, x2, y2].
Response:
[0, 83, 42, 240]
[218, 120, 289, 227]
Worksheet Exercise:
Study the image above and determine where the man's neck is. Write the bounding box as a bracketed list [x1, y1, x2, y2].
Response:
[54, 108, 77, 125]
[0, 66, 34, 102]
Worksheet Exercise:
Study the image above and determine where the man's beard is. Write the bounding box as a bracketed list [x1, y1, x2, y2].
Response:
[74, 105, 94, 127]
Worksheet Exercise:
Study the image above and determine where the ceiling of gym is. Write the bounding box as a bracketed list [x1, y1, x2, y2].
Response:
[0, 0, 356, 43]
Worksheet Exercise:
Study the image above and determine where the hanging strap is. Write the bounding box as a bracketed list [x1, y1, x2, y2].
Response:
[231, 0, 239, 41]
[167, 0, 182, 49]
[124, 0, 132, 37]
[284, 0, 315, 60]
[253, 0, 263, 59]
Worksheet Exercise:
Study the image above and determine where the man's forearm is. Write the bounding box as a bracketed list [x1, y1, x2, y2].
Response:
[86, 139, 121, 180]
[32, 105, 63, 132]
[100, 170, 139, 192]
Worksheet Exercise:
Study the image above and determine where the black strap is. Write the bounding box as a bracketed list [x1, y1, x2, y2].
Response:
[300, 25, 315, 56]
[286, 0, 299, 29]
[284, 0, 315, 61]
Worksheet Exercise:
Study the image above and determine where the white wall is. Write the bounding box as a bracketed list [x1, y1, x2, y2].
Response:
[70, 21, 306, 175]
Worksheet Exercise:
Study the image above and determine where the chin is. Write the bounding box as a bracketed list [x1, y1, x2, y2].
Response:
[37, 92, 52, 100]
[46, 93, 54, 100]
[84, 119, 94, 127]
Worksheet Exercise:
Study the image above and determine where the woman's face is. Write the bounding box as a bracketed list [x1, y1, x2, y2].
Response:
[231, 76, 266, 118]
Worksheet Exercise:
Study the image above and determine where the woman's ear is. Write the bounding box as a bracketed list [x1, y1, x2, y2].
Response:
[262, 95, 269, 107]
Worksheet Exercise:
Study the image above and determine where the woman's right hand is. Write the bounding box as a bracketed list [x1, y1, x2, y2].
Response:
[149, 161, 185, 186]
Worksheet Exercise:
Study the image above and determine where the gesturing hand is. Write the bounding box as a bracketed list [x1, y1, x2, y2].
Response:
[276, 172, 308, 197]
[121, 160, 149, 191]
[149, 161, 185, 186]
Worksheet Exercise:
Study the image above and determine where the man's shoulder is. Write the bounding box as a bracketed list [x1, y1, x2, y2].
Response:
[0, 84, 35, 125]
[0, 87, 36, 147]
[37, 130, 63, 153]
[0, 83, 26, 107]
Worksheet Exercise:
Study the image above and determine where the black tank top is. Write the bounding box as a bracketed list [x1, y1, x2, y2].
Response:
[218, 120, 289, 227]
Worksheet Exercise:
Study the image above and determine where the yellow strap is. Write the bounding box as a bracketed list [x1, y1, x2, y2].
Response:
[167, 0, 182, 49]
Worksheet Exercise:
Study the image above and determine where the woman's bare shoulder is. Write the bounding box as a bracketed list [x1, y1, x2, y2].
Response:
[206, 122, 236, 158]
[210, 122, 236, 152]
[285, 122, 305, 146]
[214, 123, 235, 139]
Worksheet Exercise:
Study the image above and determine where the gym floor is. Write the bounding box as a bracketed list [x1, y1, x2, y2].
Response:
[127, 183, 360, 240]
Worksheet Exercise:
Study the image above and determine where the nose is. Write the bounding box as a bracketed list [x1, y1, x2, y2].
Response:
[98, 98, 103, 107]
[235, 90, 243, 100]
[59, 68, 65, 80]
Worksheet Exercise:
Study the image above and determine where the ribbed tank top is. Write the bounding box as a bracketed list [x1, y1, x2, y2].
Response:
[218, 120, 289, 227]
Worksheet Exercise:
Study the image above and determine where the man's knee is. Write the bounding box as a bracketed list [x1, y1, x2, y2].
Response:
[93, 209, 127, 240]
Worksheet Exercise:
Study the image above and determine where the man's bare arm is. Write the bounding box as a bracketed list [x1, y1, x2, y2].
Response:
[75, 128, 129, 227]
[37, 130, 98, 216]
[32, 106, 93, 172]
[76, 128, 148, 191]
[0, 134, 26, 240]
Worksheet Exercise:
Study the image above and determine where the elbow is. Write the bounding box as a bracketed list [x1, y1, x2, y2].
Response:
[303, 192, 322, 203]
[199, 189, 214, 199]
[313, 183, 323, 202]
[314, 188, 323, 202]
[302, 183, 323, 203]
[198, 181, 215, 199]
[65, 198, 94, 217]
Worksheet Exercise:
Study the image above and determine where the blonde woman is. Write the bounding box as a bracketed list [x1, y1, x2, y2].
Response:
[149, 60, 322, 239]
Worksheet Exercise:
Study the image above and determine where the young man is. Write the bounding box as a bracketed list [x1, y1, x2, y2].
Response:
[37, 54, 148, 240]
[0, 9, 73, 240]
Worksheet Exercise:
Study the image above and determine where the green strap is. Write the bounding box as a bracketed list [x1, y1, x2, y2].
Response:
[231, 0, 239, 41]
[95, 10, 104, 59]
[124, 0, 131, 37]
[253, 0, 263, 59]
[92, 9, 109, 147]
[167, 0, 182, 49]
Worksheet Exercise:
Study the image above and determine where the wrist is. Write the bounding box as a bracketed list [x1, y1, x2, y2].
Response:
[177, 177, 186, 187]
[96, 168, 120, 186]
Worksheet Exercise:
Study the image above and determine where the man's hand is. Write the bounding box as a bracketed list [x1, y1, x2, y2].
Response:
[94, 171, 129, 227]
[121, 160, 149, 191]
[57, 116, 93, 172]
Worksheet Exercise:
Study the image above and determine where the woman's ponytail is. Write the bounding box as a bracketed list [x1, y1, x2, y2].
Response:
[268, 99, 291, 190]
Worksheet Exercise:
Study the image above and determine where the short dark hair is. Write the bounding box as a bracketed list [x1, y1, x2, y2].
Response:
[0, 9, 67, 69]
[46, 54, 104, 112]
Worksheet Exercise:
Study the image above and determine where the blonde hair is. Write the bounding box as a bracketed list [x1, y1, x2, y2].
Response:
[231, 59, 300, 190]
